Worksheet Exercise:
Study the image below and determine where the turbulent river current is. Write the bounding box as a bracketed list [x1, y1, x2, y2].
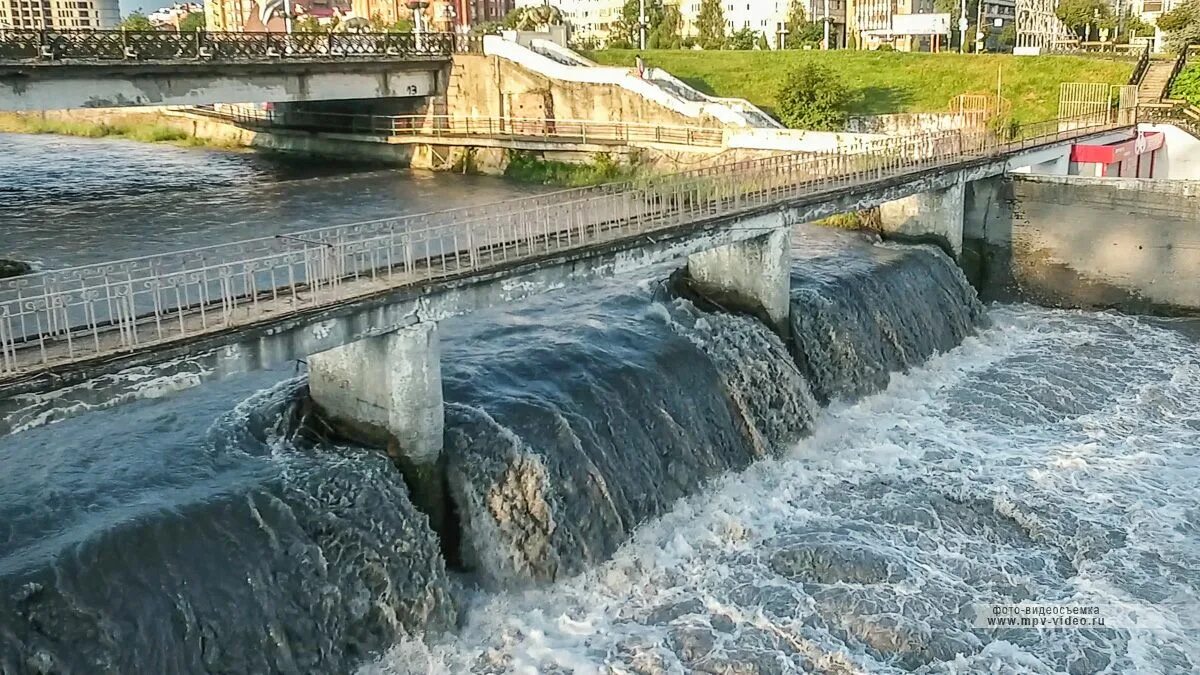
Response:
[1, 134, 1198, 674]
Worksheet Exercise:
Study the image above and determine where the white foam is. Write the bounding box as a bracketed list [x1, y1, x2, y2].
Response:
[362, 306, 1200, 673]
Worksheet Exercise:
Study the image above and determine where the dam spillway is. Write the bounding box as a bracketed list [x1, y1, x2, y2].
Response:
[1, 134, 1198, 674]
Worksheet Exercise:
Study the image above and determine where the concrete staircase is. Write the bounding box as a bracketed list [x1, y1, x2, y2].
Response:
[481, 35, 780, 128]
[1139, 59, 1178, 105]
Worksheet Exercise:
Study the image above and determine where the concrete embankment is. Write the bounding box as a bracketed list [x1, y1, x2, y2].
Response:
[964, 175, 1200, 315]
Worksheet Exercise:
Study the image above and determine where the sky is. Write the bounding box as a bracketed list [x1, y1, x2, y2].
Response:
[120, 0, 190, 17]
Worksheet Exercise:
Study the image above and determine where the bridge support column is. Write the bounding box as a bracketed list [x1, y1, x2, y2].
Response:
[878, 180, 966, 258]
[685, 226, 791, 335]
[308, 322, 445, 533]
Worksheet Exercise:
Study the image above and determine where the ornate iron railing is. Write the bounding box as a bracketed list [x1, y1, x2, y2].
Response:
[0, 113, 1130, 379]
[185, 105, 729, 147]
[0, 30, 476, 63]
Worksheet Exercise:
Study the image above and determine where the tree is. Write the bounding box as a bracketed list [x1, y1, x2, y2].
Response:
[999, 23, 1017, 48]
[1124, 14, 1153, 38]
[784, 0, 807, 47]
[651, 3, 683, 48]
[1157, 0, 1200, 48]
[294, 15, 323, 32]
[615, 0, 668, 47]
[504, 4, 564, 30]
[178, 11, 204, 31]
[934, 0, 979, 50]
[726, 27, 757, 49]
[775, 62, 855, 130]
[1055, 0, 1111, 39]
[120, 12, 153, 30]
[785, 0, 827, 47]
[369, 14, 413, 32]
[756, 31, 770, 50]
[696, 0, 726, 49]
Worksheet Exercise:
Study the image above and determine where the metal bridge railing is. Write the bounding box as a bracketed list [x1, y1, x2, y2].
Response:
[0, 113, 1129, 379]
[186, 105, 729, 147]
[0, 30, 477, 63]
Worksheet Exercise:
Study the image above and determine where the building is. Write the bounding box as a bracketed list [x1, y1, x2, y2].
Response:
[464, 0, 515, 24]
[516, 0, 621, 45]
[978, 0, 1014, 51]
[0, 0, 119, 28]
[1134, 0, 1176, 52]
[148, 2, 203, 27]
[673, 0, 845, 49]
[850, 0, 938, 50]
[207, 0, 352, 31]
[511, 0, 843, 48]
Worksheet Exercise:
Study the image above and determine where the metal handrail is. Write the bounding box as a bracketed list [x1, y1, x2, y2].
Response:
[1129, 42, 1152, 86]
[185, 105, 729, 147]
[0, 113, 1130, 379]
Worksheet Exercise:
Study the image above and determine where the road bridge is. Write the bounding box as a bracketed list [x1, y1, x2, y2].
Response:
[0, 30, 472, 111]
[0, 114, 1134, 441]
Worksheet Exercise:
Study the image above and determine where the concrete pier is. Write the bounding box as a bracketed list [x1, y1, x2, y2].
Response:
[308, 322, 446, 532]
[686, 226, 792, 335]
[878, 180, 966, 257]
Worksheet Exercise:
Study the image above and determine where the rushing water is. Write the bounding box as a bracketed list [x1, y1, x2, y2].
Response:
[2, 135, 1199, 674]
[0, 133, 547, 269]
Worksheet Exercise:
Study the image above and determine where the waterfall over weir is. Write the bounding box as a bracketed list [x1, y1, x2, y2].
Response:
[0, 228, 986, 674]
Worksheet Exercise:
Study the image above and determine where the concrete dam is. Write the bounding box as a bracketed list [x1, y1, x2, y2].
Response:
[3, 131, 1199, 672]
[12, 218, 1147, 673]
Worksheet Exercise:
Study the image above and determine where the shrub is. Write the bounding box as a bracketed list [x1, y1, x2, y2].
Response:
[775, 62, 855, 130]
[1172, 64, 1200, 105]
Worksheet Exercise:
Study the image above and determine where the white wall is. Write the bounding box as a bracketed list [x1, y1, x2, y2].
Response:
[1139, 123, 1200, 179]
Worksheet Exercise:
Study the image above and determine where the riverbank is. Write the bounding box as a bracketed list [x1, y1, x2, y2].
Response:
[0, 111, 246, 149]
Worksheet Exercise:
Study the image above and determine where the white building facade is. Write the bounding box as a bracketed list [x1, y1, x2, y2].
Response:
[525, 0, 847, 48]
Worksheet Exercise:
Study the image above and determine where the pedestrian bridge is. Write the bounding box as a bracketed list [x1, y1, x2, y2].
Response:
[0, 115, 1133, 438]
[0, 30, 471, 111]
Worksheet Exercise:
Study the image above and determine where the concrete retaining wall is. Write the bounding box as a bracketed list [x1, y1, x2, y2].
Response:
[448, 53, 714, 129]
[847, 112, 986, 135]
[964, 174, 1200, 313]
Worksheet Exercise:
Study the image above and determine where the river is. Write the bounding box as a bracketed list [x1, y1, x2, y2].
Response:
[1, 134, 1198, 674]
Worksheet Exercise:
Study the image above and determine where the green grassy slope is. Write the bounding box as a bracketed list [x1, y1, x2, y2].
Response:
[590, 50, 1133, 123]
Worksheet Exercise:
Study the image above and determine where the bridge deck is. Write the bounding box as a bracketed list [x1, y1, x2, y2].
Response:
[0, 116, 1131, 385]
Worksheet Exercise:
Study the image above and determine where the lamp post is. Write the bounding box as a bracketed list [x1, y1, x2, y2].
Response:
[959, 0, 967, 52]
[823, 0, 830, 49]
[639, 0, 647, 50]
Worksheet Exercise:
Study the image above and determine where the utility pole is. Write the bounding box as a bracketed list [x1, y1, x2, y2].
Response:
[639, 0, 647, 50]
[975, 0, 984, 52]
[823, 0, 831, 49]
[958, 0, 967, 52]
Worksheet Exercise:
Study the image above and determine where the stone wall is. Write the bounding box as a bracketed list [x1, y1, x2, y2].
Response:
[846, 112, 986, 135]
[964, 174, 1200, 313]
[447, 54, 713, 129]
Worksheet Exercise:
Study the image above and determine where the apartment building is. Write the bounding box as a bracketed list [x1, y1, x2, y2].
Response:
[466, 0, 516, 24]
[979, 0, 1014, 51]
[675, 0, 846, 48]
[0, 0, 119, 29]
[851, 0, 937, 50]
